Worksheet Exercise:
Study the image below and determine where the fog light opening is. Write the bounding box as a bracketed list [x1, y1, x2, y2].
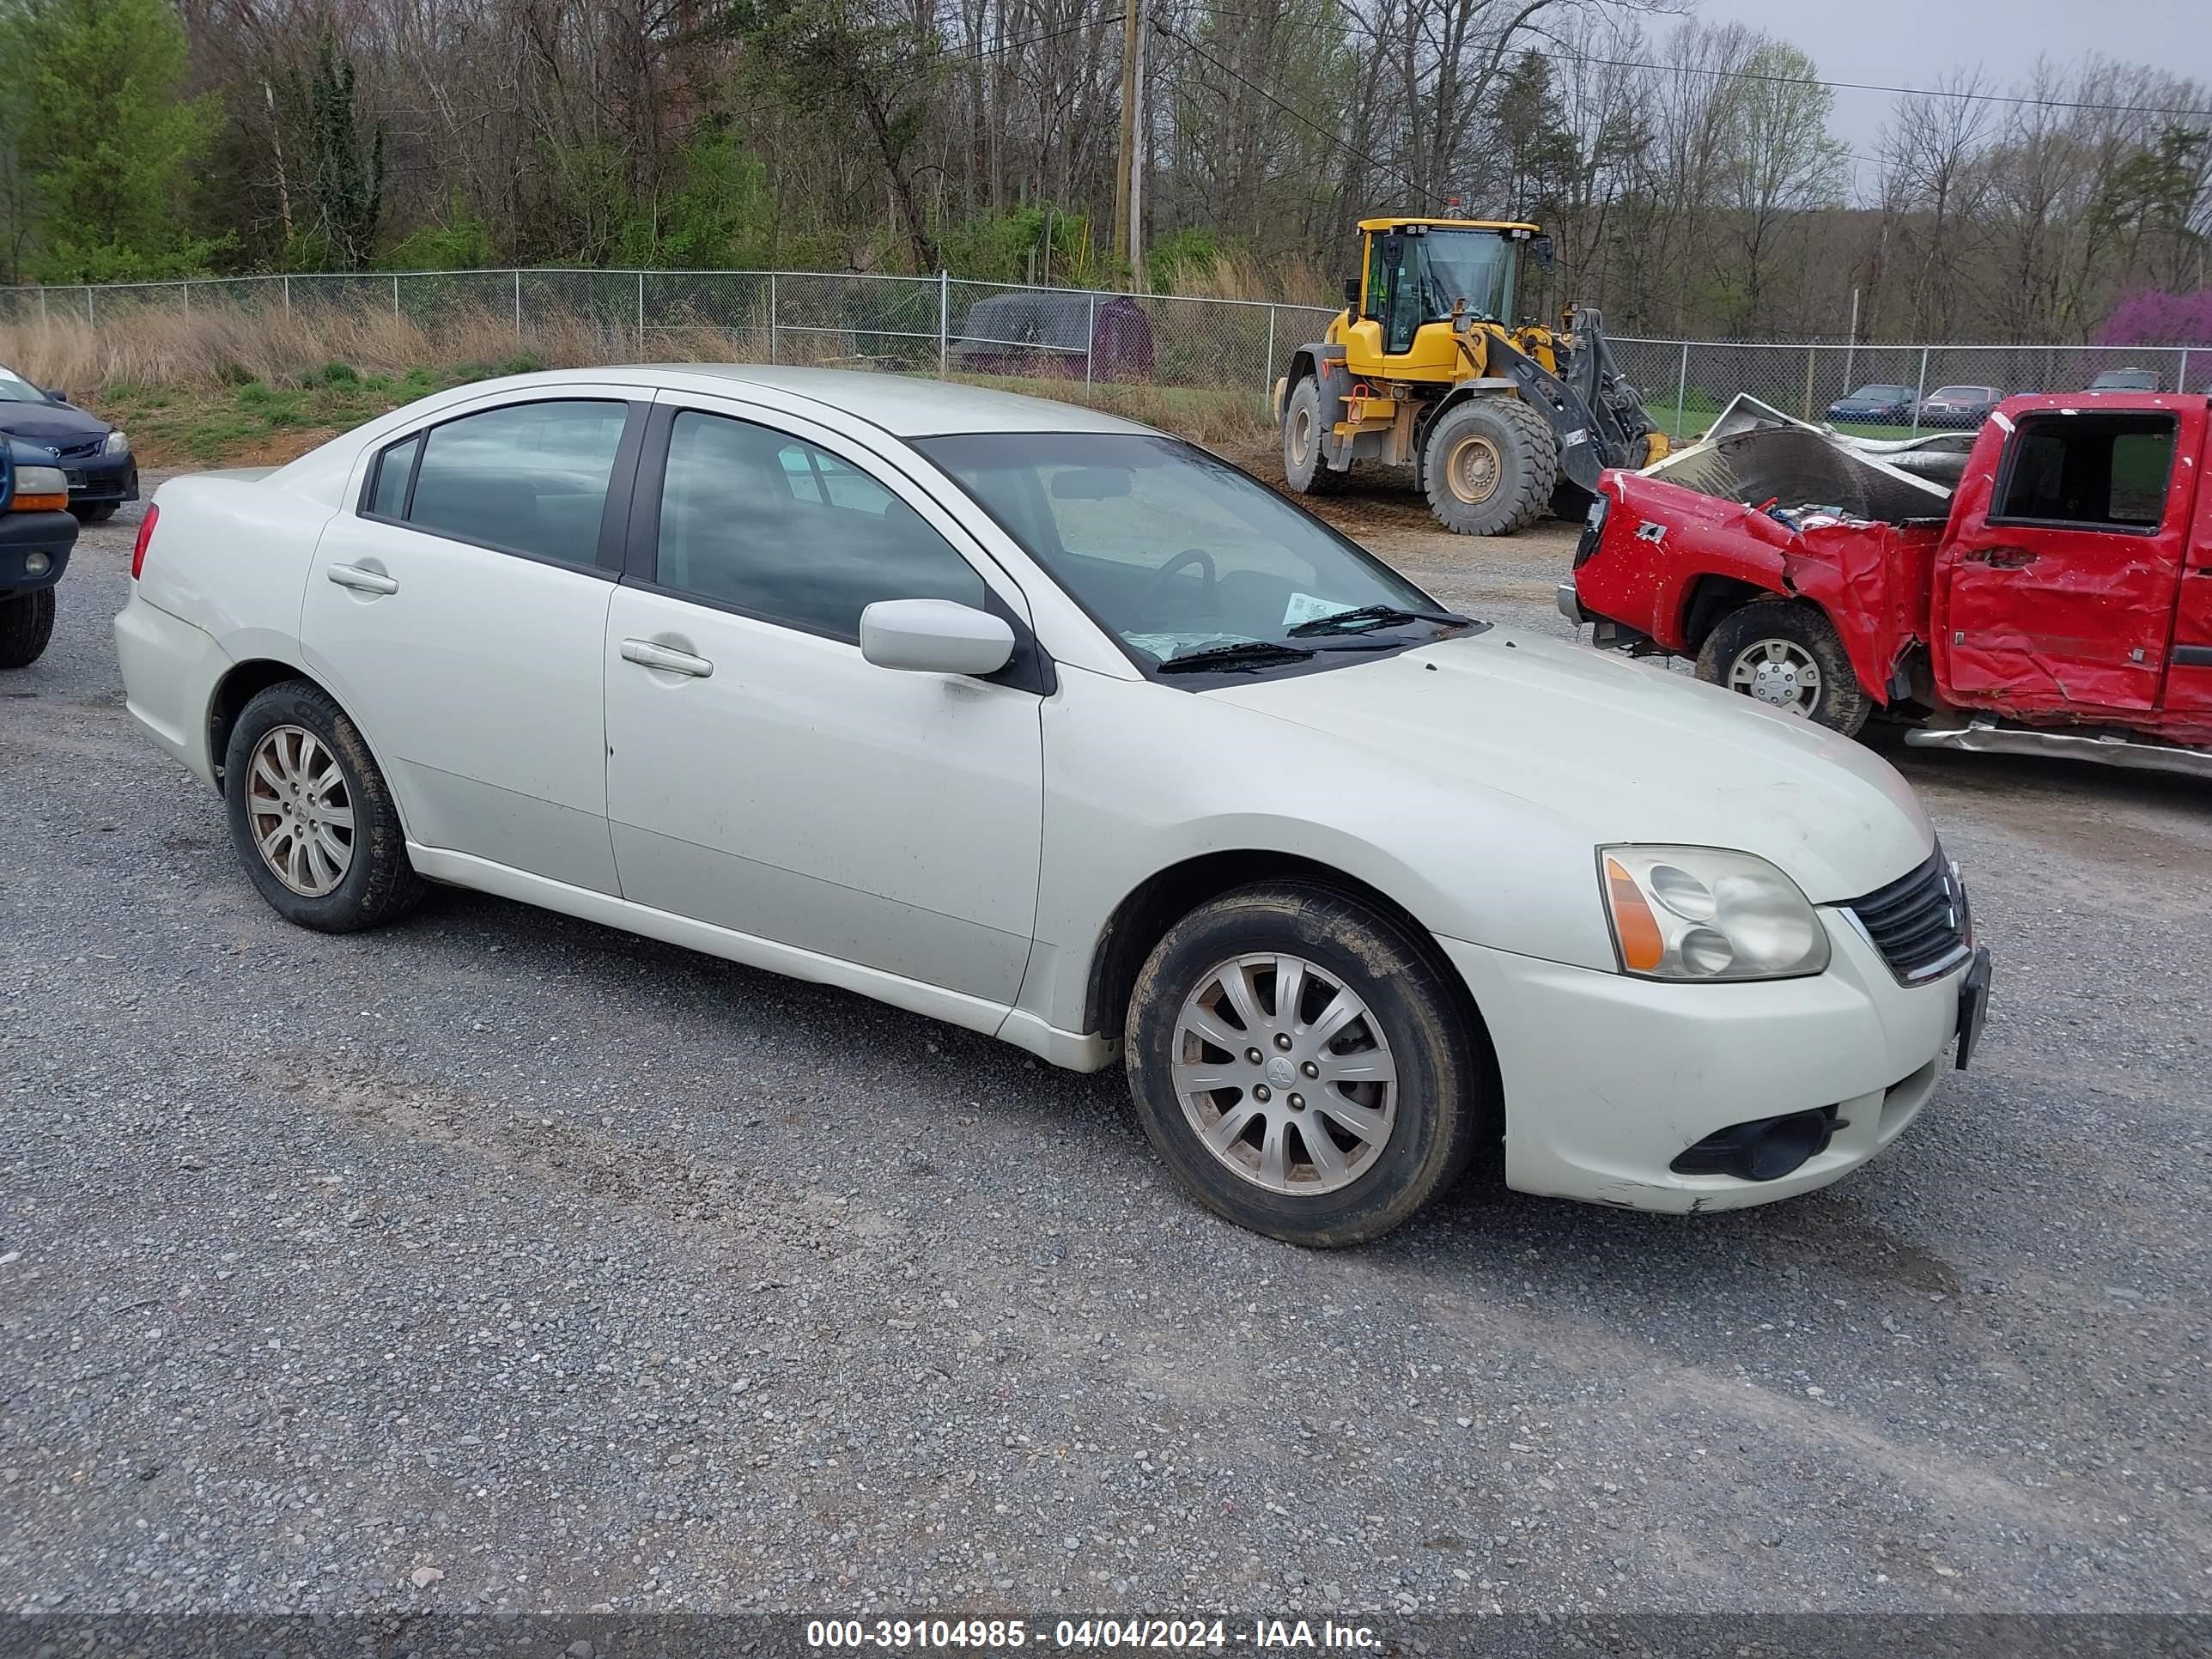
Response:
[1670, 1107, 1838, 1182]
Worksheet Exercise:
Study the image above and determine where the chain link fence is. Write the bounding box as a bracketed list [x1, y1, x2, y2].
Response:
[0, 267, 2202, 428]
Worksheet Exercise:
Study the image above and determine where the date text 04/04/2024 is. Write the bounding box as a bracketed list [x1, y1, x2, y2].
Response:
[805, 1620, 1383, 1650]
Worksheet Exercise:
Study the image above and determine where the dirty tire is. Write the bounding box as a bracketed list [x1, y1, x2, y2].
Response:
[0, 586, 55, 669]
[223, 679, 427, 932]
[1125, 880, 1489, 1247]
[1696, 599, 1871, 738]
[70, 501, 118, 524]
[1422, 396, 1557, 536]
[1280, 375, 1346, 495]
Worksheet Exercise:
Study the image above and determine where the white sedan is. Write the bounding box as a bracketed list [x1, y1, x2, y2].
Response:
[113, 367, 1990, 1244]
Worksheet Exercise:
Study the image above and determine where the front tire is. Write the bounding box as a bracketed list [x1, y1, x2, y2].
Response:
[0, 587, 55, 669]
[1696, 599, 1870, 737]
[1422, 396, 1557, 536]
[1280, 375, 1346, 495]
[1125, 881, 1488, 1246]
[223, 679, 427, 932]
[71, 501, 118, 524]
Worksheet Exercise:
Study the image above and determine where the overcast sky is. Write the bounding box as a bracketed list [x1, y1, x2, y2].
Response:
[1679, 0, 2212, 198]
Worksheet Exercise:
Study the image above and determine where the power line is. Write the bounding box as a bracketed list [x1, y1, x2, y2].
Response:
[1191, 5, 2212, 120]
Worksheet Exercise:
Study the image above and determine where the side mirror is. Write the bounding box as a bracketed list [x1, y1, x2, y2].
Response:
[1342, 276, 1359, 307]
[45, 388, 68, 404]
[860, 598, 1015, 678]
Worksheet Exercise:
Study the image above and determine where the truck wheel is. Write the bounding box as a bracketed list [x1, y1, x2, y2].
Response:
[1125, 880, 1490, 1247]
[1281, 375, 1346, 495]
[0, 587, 56, 669]
[223, 679, 428, 933]
[1422, 397, 1556, 536]
[1697, 600, 1870, 738]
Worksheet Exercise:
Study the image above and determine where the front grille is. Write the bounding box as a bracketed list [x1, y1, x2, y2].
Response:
[52, 438, 101, 461]
[1845, 845, 1970, 982]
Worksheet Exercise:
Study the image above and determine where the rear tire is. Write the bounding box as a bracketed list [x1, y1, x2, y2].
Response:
[1696, 600, 1870, 737]
[1125, 881, 1488, 1246]
[1281, 375, 1346, 495]
[0, 587, 55, 669]
[223, 679, 427, 933]
[1422, 396, 1556, 536]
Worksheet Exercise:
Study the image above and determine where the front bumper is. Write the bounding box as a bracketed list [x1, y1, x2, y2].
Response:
[62, 453, 138, 506]
[1442, 914, 1978, 1212]
[0, 508, 78, 594]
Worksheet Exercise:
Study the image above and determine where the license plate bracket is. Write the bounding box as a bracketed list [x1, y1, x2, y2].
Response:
[1954, 947, 1992, 1070]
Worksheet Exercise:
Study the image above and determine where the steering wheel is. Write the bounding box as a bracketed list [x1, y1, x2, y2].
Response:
[1134, 547, 1218, 622]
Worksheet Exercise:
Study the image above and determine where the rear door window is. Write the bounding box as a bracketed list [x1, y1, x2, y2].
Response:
[385, 399, 629, 565]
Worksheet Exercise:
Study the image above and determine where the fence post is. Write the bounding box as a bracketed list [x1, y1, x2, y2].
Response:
[182, 280, 191, 313]
[283, 274, 291, 313]
[86, 286, 94, 326]
[636, 271, 646, 355]
[1085, 292, 1097, 387]
[1802, 343, 1817, 421]
[1911, 346, 1929, 436]
[769, 273, 778, 364]
[2178, 346, 2192, 396]
[1263, 305, 1276, 396]
[392, 275, 401, 319]
[938, 269, 950, 378]
[1673, 341, 1690, 439]
[513, 270, 523, 339]
[38, 287, 46, 325]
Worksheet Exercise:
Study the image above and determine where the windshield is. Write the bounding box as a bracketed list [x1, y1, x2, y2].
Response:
[1931, 386, 1991, 400]
[1849, 385, 1911, 399]
[1414, 231, 1513, 324]
[0, 367, 49, 404]
[916, 433, 1472, 678]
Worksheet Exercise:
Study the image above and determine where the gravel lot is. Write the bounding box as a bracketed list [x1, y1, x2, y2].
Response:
[2, 476, 2208, 1621]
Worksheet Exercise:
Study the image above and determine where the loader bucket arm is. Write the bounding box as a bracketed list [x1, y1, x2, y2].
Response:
[1486, 309, 1659, 489]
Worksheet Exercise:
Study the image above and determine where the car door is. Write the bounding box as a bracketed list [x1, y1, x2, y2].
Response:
[601, 397, 1045, 1005]
[1936, 405, 2189, 717]
[301, 394, 646, 894]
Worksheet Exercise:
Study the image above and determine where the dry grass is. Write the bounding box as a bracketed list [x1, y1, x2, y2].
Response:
[1159, 247, 1334, 308]
[0, 301, 1275, 467]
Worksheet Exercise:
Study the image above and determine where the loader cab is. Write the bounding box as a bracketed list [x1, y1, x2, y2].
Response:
[1346, 219, 1535, 379]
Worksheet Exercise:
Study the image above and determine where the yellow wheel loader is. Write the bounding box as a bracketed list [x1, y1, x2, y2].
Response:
[1273, 217, 1669, 536]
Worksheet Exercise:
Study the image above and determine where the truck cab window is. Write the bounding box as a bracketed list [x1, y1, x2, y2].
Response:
[1995, 413, 2177, 532]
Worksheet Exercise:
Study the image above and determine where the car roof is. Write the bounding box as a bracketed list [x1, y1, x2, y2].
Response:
[567, 363, 1158, 438]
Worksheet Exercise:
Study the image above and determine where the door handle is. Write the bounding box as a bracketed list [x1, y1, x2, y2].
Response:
[1962, 547, 2039, 569]
[326, 562, 398, 594]
[621, 639, 713, 678]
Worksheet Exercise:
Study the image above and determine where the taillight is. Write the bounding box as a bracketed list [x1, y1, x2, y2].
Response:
[130, 502, 159, 580]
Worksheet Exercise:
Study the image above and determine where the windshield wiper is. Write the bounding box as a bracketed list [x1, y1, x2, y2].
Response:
[1155, 640, 1316, 675]
[1286, 604, 1471, 637]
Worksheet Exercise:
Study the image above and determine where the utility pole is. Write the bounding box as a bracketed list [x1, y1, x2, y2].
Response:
[1112, 1, 1147, 288]
[1112, 3, 1138, 273]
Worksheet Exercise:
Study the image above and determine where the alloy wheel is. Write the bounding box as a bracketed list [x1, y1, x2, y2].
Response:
[246, 724, 356, 897]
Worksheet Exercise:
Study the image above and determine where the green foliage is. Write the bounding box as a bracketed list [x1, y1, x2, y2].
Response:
[378, 196, 496, 270]
[938, 203, 1091, 284]
[617, 122, 777, 269]
[280, 33, 385, 271]
[11, 0, 223, 282]
[1146, 226, 1224, 292]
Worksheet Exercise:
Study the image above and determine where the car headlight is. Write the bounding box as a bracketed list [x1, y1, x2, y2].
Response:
[103, 429, 129, 456]
[1599, 845, 1831, 981]
[8, 463, 70, 511]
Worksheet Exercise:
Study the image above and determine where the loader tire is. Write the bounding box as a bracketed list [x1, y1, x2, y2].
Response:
[1423, 397, 1556, 536]
[1281, 375, 1346, 495]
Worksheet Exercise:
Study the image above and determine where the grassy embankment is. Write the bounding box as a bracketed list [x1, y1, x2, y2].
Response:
[0, 305, 1274, 469]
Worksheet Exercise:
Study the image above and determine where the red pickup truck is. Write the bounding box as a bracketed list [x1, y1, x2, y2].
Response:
[1558, 392, 2212, 775]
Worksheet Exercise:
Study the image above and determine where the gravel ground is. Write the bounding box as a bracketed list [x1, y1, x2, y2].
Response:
[2, 477, 2208, 1622]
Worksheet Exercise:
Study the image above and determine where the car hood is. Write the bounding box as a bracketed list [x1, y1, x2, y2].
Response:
[0, 404, 110, 444]
[1209, 629, 1933, 903]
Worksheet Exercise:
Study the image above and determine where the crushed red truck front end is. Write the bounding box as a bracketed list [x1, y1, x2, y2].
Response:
[1564, 469, 1946, 708]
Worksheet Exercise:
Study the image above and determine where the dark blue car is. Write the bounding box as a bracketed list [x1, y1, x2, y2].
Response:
[0, 362, 137, 523]
[1825, 382, 1917, 425]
